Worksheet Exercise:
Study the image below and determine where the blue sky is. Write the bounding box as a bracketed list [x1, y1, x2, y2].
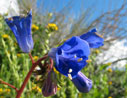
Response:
[37, 0, 125, 20]
[37, 0, 127, 42]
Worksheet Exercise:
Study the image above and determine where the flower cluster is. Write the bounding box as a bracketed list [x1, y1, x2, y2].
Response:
[46, 23, 58, 31]
[2, 34, 9, 39]
[49, 28, 104, 92]
[5, 9, 104, 97]
[32, 24, 39, 31]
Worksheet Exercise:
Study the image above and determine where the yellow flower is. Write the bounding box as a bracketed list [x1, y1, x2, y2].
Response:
[108, 81, 112, 85]
[33, 56, 38, 60]
[2, 34, 9, 39]
[53, 67, 59, 74]
[0, 88, 3, 92]
[5, 89, 11, 92]
[32, 86, 41, 92]
[95, 49, 100, 54]
[86, 59, 92, 63]
[57, 87, 61, 91]
[108, 96, 112, 98]
[32, 24, 39, 30]
[17, 53, 21, 57]
[47, 23, 58, 31]
[37, 87, 41, 92]
[32, 86, 36, 90]
[107, 68, 112, 72]
[0, 96, 4, 98]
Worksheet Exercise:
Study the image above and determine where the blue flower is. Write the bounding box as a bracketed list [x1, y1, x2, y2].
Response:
[72, 71, 92, 93]
[49, 28, 104, 79]
[5, 10, 34, 53]
[80, 28, 104, 48]
[48, 28, 103, 93]
[49, 36, 90, 78]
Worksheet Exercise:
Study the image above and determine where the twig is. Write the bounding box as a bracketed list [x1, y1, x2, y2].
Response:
[29, 52, 35, 64]
[49, 58, 53, 69]
[0, 79, 18, 92]
[16, 54, 48, 98]
[112, 57, 127, 64]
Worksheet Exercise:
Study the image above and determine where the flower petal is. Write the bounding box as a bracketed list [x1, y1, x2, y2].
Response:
[72, 72, 92, 93]
[49, 37, 90, 78]
[80, 28, 104, 48]
[48, 48, 58, 61]
[5, 10, 33, 53]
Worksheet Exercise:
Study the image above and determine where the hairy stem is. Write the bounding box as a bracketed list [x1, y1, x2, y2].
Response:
[16, 54, 48, 98]
[0, 79, 18, 92]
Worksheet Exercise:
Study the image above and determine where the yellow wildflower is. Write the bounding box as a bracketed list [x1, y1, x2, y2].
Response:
[2, 34, 9, 39]
[108, 81, 112, 85]
[47, 23, 58, 31]
[32, 24, 39, 30]
[0, 88, 3, 92]
[17, 53, 21, 57]
[107, 68, 112, 72]
[32, 86, 41, 92]
[86, 59, 92, 63]
[57, 87, 61, 91]
[95, 49, 100, 54]
[5, 89, 11, 92]
[108, 96, 112, 98]
[32, 86, 36, 90]
[53, 67, 59, 74]
[33, 56, 38, 60]
[37, 87, 41, 92]
[0, 96, 4, 98]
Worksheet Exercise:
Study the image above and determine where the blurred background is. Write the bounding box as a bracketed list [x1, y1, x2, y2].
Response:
[0, 0, 127, 98]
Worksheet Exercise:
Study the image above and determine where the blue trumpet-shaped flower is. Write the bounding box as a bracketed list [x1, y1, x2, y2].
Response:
[72, 72, 92, 93]
[49, 28, 103, 93]
[49, 28, 104, 79]
[49, 36, 90, 78]
[5, 10, 34, 53]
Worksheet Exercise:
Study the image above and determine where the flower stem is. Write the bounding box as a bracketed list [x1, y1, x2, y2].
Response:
[49, 58, 53, 70]
[16, 54, 48, 98]
[0, 79, 18, 92]
[29, 53, 35, 64]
